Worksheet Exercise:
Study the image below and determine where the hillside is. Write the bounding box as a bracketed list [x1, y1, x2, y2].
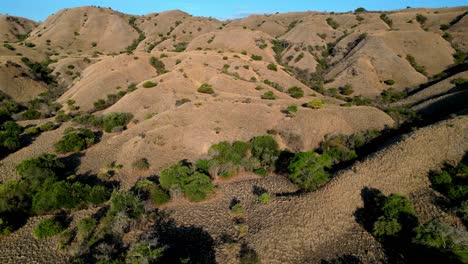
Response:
[0, 5, 467, 264]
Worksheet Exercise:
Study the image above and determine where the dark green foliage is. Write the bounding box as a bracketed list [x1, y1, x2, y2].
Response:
[339, 84, 354, 95]
[142, 81, 158, 88]
[267, 63, 277, 71]
[406, 55, 427, 75]
[3, 43, 15, 51]
[0, 121, 21, 151]
[54, 128, 96, 153]
[126, 16, 146, 54]
[288, 151, 332, 191]
[102, 112, 133, 133]
[385, 107, 417, 125]
[250, 55, 263, 61]
[271, 39, 289, 62]
[440, 24, 450, 30]
[355, 7, 367, 13]
[182, 172, 214, 202]
[20, 57, 56, 85]
[381, 88, 407, 103]
[384, 79, 396, 86]
[326, 17, 339, 29]
[263, 79, 284, 91]
[207, 141, 251, 177]
[372, 194, 418, 240]
[173, 42, 187, 52]
[197, 83, 215, 94]
[250, 135, 279, 168]
[16, 153, 64, 182]
[261, 91, 277, 100]
[20, 109, 41, 120]
[33, 216, 66, 239]
[149, 56, 167, 74]
[287, 86, 304, 98]
[287, 20, 298, 32]
[0, 217, 12, 236]
[77, 217, 97, 242]
[150, 187, 170, 205]
[159, 163, 214, 202]
[380, 14, 393, 28]
[429, 157, 467, 203]
[319, 130, 380, 163]
[416, 14, 428, 25]
[286, 105, 298, 116]
[108, 191, 144, 219]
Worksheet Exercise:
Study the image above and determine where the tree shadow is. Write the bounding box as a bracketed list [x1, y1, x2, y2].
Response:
[252, 185, 267, 196]
[152, 212, 216, 264]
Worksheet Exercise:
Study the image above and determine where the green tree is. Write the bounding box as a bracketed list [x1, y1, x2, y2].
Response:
[159, 163, 191, 190]
[33, 217, 66, 239]
[288, 152, 332, 191]
[182, 172, 214, 202]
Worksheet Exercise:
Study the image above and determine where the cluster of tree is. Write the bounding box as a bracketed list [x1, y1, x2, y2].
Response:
[72, 112, 133, 133]
[0, 153, 110, 236]
[54, 127, 97, 153]
[364, 191, 468, 263]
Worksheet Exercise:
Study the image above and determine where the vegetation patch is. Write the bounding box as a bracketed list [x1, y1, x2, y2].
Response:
[143, 81, 158, 88]
[197, 83, 215, 94]
[33, 216, 67, 239]
[287, 86, 304, 98]
[54, 128, 96, 153]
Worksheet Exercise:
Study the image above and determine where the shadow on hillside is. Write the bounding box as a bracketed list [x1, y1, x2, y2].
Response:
[320, 254, 363, 264]
[152, 212, 216, 264]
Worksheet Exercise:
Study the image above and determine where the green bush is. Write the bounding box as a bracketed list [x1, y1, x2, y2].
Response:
[380, 14, 393, 27]
[39, 122, 57, 132]
[16, 153, 64, 182]
[250, 135, 279, 168]
[149, 56, 167, 74]
[0, 121, 21, 151]
[230, 203, 245, 216]
[381, 88, 407, 103]
[355, 7, 367, 13]
[3, 43, 15, 51]
[108, 191, 144, 219]
[258, 192, 271, 204]
[132, 158, 150, 170]
[0, 217, 12, 236]
[197, 83, 215, 94]
[261, 91, 277, 100]
[306, 99, 324, 109]
[288, 151, 332, 191]
[339, 85, 354, 95]
[182, 172, 214, 202]
[143, 81, 158, 88]
[251, 55, 263, 61]
[102, 112, 133, 133]
[286, 105, 298, 115]
[76, 217, 97, 242]
[326, 17, 339, 29]
[20, 109, 41, 120]
[207, 141, 251, 177]
[159, 163, 191, 190]
[287, 86, 304, 98]
[406, 54, 427, 75]
[126, 242, 166, 264]
[33, 217, 66, 239]
[150, 187, 170, 206]
[372, 194, 418, 240]
[54, 128, 96, 153]
[416, 14, 427, 25]
[384, 79, 396, 86]
[267, 63, 277, 71]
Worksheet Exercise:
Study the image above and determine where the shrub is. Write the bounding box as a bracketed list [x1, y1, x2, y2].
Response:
[326, 17, 339, 29]
[372, 194, 418, 240]
[143, 81, 158, 88]
[406, 54, 427, 75]
[150, 57, 167, 74]
[416, 14, 427, 25]
[0, 121, 21, 151]
[267, 63, 277, 71]
[0, 217, 12, 236]
[207, 141, 251, 177]
[76, 217, 97, 242]
[39, 122, 57, 132]
[258, 192, 271, 204]
[102, 112, 133, 133]
[230, 203, 245, 216]
[126, 242, 166, 264]
[16, 153, 64, 182]
[33, 217, 66, 239]
[182, 172, 214, 202]
[261, 91, 277, 100]
[384, 79, 396, 86]
[250, 135, 279, 168]
[294, 52, 304, 63]
[440, 24, 450, 30]
[197, 83, 215, 94]
[3, 43, 15, 51]
[286, 105, 298, 115]
[288, 152, 332, 191]
[159, 163, 191, 190]
[381, 88, 407, 103]
[23, 126, 40, 136]
[380, 14, 393, 27]
[306, 99, 324, 109]
[287, 86, 304, 98]
[54, 128, 96, 153]
[108, 191, 144, 219]
[339, 85, 354, 95]
[20, 109, 41, 120]
[251, 55, 262, 61]
[355, 7, 367, 13]
[150, 187, 170, 205]
[132, 158, 150, 170]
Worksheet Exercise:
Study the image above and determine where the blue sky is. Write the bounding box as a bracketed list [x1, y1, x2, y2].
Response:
[1, 0, 466, 21]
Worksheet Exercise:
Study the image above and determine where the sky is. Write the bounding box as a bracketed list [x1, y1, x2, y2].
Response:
[1, 0, 467, 22]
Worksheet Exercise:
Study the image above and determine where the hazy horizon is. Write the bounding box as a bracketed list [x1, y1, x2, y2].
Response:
[1, 0, 467, 22]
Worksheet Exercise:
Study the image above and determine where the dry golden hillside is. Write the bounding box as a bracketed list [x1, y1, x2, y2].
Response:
[0, 5, 466, 264]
